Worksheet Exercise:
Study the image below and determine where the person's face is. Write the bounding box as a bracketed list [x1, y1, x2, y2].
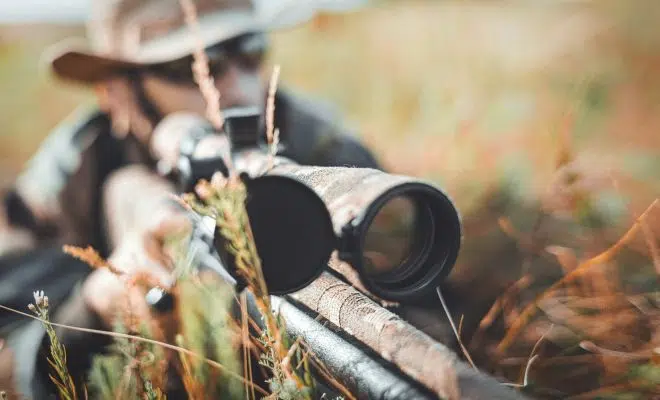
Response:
[140, 33, 269, 118]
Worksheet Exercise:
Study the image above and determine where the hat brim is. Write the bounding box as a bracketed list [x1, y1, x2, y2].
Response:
[46, 1, 372, 85]
[45, 10, 267, 85]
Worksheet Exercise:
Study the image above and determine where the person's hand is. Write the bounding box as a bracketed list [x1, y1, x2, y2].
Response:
[81, 216, 189, 330]
[81, 165, 191, 331]
[82, 110, 228, 332]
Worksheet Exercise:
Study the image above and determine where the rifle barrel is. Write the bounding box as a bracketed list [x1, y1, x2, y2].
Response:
[271, 296, 439, 400]
[286, 271, 529, 400]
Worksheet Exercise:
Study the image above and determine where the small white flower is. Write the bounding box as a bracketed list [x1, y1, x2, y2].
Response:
[33, 290, 46, 308]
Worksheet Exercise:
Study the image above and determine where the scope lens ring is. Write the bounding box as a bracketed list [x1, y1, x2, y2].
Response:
[351, 183, 462, 302]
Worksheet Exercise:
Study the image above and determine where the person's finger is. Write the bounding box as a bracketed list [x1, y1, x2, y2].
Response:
[138, 257, 176, 289]
[107, 237, 174, 289]
[152, 212, 192, 240]
[143, 216, 191, 277]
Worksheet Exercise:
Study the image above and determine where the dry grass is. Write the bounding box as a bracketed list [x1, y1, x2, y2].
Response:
[1, 1, 660, 398]
[28, 291, 79, 400]
[175, 2, 318, 395]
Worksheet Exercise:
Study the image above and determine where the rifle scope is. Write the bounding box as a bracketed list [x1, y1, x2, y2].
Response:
[240, 157, 462, 302]
[156, 107, 462, 302]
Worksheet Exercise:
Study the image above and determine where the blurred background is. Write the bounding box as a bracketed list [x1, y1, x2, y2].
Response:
[1, 0, 659, 398]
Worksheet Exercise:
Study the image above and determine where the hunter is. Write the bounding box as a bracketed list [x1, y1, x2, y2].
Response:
[0, 0, 383, 398]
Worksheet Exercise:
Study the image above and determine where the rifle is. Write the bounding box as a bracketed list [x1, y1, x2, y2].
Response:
[142, 108, 528, 400]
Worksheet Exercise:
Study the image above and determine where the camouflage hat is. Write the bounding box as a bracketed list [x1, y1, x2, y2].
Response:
[44, 0, 270, 84]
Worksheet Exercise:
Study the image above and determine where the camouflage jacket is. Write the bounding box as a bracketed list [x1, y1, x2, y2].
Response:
[0, 88, 381, 259]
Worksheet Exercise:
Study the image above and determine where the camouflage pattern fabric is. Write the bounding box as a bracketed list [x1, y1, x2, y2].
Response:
[0, 87, 381, 258]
